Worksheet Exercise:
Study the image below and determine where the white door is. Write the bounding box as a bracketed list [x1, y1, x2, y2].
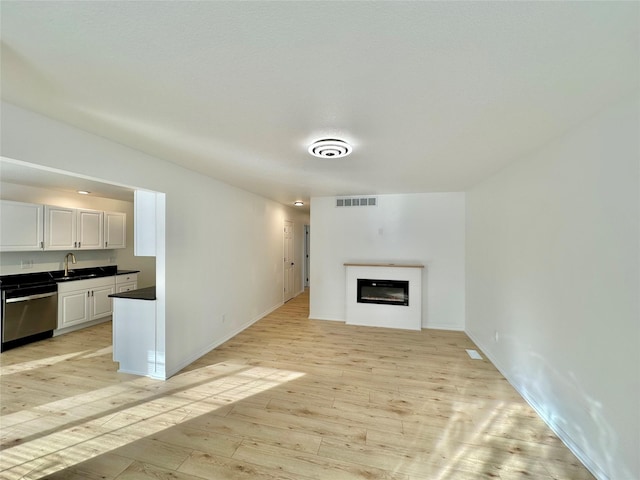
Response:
[304, 224, 310, 288]
[284, 220, 295, 302]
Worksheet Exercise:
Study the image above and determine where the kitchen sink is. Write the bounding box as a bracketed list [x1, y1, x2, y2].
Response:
[55, 272, 99, 281]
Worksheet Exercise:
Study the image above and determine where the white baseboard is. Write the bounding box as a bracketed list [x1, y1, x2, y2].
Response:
[54, 316, 111, 336]
[166, 300, 284, 379]
[309, 315, 345, 322]
[423, 323, 464, 331]
[465, 330, 607, 480]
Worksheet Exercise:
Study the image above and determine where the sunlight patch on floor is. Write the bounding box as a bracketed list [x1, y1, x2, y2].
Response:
[0, 351, 92, 376]
[79, 346, 113, 359]
[0, 362, 305, 479]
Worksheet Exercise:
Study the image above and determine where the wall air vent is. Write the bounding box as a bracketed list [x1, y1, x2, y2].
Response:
[336, 196, 377, 207]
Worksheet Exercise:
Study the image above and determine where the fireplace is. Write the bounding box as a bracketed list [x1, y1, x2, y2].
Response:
[345, 263, 423, 330]
[357, 278, 409, 306]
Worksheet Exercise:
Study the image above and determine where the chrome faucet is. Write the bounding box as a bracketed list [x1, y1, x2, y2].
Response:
[64, 252, 77, 276]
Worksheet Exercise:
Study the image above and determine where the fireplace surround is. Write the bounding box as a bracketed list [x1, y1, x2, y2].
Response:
[345, 263, 423, 330]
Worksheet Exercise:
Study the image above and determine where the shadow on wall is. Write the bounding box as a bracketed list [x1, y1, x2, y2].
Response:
[507, 346, 623, 480]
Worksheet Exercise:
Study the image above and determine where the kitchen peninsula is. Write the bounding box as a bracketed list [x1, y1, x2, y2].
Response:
[109, 286, 162, 379]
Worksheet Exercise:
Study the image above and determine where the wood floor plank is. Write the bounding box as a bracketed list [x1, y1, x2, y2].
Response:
[178, 450, 313, 480]
[233, 440, 410, 480]
[0, 289, 595, 480]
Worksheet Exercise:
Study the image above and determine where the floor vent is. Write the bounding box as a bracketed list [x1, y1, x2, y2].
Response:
[336, 196, 377, 207]
[466, 349, 483, 360]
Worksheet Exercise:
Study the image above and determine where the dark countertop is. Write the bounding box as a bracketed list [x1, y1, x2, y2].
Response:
[109, 286, 156, 301]
[52, 266, 140, 282]
[1, 266, 140, 287]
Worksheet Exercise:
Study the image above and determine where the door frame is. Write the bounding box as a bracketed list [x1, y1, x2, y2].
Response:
[283, 219, 295, 302]
[304, 224, 310, 288]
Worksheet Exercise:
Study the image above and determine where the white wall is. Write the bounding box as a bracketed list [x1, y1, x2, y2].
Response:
[465, 93, 639, 480]
[1, 101, 309, 377]
[310, 193, 465, 330]
[0, 182, 156, 287]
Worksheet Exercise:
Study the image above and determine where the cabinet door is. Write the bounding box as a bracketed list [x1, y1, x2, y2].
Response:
[91, 284, 115, 320]
[78, 209, 104, 250]
[104, 211, 126, 249]
[44, 206, 76, 250]
[0, 200, 44, 251]
[58, 290, 90, 328]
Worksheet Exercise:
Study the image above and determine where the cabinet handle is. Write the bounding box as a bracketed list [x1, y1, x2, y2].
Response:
[87, 291, 90, 297]
[78, 242, 81, 248]
[91, 290, 94, 297]
[105, 241, 108, 247]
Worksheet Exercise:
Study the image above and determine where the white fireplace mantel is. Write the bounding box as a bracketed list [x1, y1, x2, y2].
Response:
[345, 263, 423, 331]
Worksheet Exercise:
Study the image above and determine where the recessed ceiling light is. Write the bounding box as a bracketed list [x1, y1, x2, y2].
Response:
[308, 138, 352, 159]
[294, 201, 304, 206]
[77, 190, 90, 195]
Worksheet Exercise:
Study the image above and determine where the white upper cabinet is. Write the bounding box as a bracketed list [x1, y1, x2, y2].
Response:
[77, 209, 103, 249]
[44, 206, 103, 250]
[0, 200, 44, 251]
[104, 211, 126, 249]
[44, 206, 76, 250]
[1, 200, 125, 251]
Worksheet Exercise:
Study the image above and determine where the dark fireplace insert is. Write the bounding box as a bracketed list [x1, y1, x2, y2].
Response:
[357, 279, 409, 306]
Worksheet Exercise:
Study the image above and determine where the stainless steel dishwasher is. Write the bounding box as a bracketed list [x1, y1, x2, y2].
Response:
[1, 272, 58, 351]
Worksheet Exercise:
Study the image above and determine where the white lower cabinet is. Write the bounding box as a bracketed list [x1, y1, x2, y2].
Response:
[116, 273, 138, 293]
[58, 289, 90, 327]
[91, 284, 115, 318]
[58, 277, 116, 329]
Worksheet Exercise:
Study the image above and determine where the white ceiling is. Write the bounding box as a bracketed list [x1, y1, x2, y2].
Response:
[1, 2, 638, 207]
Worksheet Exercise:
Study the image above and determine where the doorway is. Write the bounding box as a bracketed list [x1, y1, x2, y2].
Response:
[283, 220, 295, 302]
[304, 224, 310, 288]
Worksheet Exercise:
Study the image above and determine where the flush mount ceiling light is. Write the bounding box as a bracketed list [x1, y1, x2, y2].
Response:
[294, 201, 304, 206]
[308, 138, 352, 159]
[77, 190, 90, 195]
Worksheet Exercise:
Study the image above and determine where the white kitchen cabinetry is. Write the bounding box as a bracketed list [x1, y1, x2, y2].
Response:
[45, 206, 103, 250]
[57, 276, 115, 329]
[116, 273, 138, 293]
[0, 200, 44, 251]
[44, 206, 76, 250]
[104, 211, 126, 249]
[78, 209, 104, 249]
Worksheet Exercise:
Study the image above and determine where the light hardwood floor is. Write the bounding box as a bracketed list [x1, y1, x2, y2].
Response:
[0, 290, 595, 480]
